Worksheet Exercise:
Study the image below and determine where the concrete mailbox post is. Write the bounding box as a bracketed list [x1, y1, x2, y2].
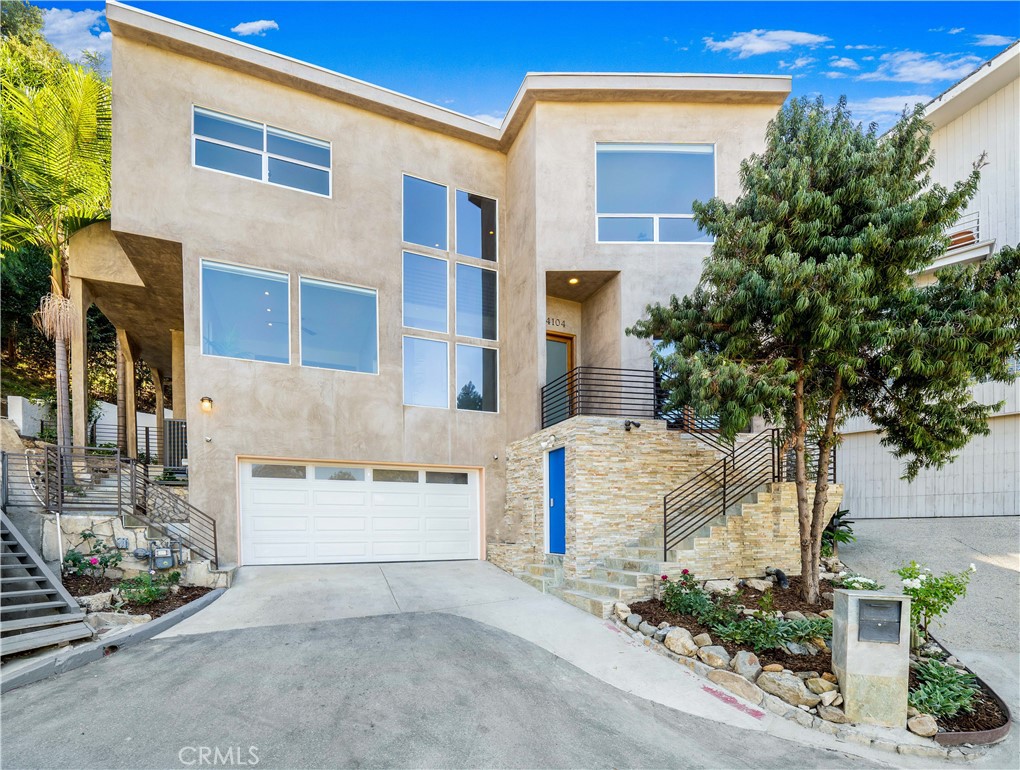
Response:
[831, 589, 912, 727]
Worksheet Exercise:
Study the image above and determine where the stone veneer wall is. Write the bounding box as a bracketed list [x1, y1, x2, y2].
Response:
[490, 416, 721, 577]
[488, 415, 845, 581]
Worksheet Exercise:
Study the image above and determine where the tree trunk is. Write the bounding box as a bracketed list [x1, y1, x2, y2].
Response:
[794, 372, 818, 604]
[54, 336, 71, 447]
[809, 377, 843, 589]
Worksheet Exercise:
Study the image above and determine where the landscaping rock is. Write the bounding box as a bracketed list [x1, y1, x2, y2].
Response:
[625, 614, 642, 631]
[822, 591, 834, 602]
[803, 611, 824, 620]
[638, 621, 658, 636]
[810, 637, 828, 651]
[784, 611, 807, 621]
[817, 705, 850, 724]
[693, 632, 713, 647]
[819, 609, 834, 619]
[85, 611, 151, 630]
[731, 650, 762, 682]
[76, 592, 113, 613]
[806, 678, 837, 695]
[707, 669, 765, 705]
[756, 671, 822, 707]
[663, 627, 699, 657]
[763, 663, 784, 673]
[803, 643, 820, 655]
[946, 656, 966, 669]
[819, 690, 840, 707]
[907, 714, 939, 737]
[794, 671, 820, 680]
[653, 627, 671, 643]
[697, 646, 731, 669]
[821, 672, 838, 683]
[657, 621, 670, 629]
[614, 602, 631, 621]
[744, 578, 771, 593]
[703, 579, 739, 596]
[819, 571, 837, 581]
[832, 695, 843, 706]
[784, 641, 809, 655]
[907, 706, 920, 718]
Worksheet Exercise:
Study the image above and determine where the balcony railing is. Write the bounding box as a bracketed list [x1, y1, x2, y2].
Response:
[946, 211, 980, 253]
[541, 367, 661, 428]
[40, 419, 188, 475]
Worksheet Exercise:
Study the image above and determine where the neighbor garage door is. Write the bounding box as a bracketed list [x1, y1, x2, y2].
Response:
[239, 461, 480, 565]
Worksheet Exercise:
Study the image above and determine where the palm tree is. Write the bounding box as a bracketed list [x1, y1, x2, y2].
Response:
[2, 55, 111, 449]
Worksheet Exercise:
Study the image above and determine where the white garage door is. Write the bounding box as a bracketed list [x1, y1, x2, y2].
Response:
[239, 461, 480, 565]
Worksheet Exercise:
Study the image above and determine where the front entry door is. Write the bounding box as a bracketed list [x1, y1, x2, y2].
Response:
[547, 447, 566, 554]
[545, 333, 574, 424]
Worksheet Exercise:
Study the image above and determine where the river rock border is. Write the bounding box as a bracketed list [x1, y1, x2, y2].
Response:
[610, 602, 985, 762]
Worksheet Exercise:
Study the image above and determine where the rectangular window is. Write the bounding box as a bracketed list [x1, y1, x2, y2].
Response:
[373, 468, 419, 483]
[193, 107, 331, 196]
[403, 252, 448, 333]
[300, 278, 378, 373]
[403, 175, 448, 250]
[201, 261, 289, 364]
[456, 344, 498, 412]
[596, 143, 714, 243]
[456, 190, 497, 261]
[252, 464, 306, 479]
[426, 471, 469, 485]
[455, 264, 497, 340]
[314, 466, 366, 481]
[404, 337, 449, 408]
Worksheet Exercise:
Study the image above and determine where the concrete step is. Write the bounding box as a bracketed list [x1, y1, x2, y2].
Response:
[527, 563, 563, 580]
[550, 587, 614, 619]
[563, 577, 645, 602]
[591, 566, 657, 590]
[602, 556, 661, 573]
[543, 553, 564, 567]
[514, 571, 557, 594]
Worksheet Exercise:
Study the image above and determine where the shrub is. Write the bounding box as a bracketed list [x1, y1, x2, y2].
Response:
[832, 572, 884, 591]
[118, 571, 180, 605]
[821, 508, 855, 558]
[661, 571, 740, 628]
[909, 659, 978, 719]
[62, 530, 123, 579]
[896, 561, 974, 643]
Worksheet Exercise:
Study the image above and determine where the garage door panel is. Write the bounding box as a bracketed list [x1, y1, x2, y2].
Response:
[240, 462, 479, 565]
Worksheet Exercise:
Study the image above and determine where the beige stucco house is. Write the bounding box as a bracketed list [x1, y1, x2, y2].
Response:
[66, 2, 840, 614]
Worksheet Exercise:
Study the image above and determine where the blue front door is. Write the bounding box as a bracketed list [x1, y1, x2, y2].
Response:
[548, 448, 566, 554]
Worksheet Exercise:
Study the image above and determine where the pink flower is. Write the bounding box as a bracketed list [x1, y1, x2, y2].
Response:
[89, 557, 99, 565]
[661, 574, 669, 581]
[681, 569, 690, 575]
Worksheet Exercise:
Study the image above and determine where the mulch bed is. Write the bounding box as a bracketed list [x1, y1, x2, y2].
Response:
[732, 575, 837, 614]
[61, 573, 212, 619]
[908, 667, 1009, 733]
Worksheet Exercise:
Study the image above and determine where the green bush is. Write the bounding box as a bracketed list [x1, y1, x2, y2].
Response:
[896, 561, 974, 644]
[909, 659, 978, 719]
[117, 571, 180, 605]
[62, 531, 123, 579]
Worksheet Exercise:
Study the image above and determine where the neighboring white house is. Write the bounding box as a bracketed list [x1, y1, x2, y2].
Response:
[838, 42, 1019, 519]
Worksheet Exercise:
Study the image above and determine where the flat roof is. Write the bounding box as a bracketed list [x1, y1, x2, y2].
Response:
[106, 1, 791, 152]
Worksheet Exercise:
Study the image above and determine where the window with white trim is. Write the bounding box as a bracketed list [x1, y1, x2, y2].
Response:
[300, 278, 378, 374]
[201, 261, 289, 364]
[193, 107, 331, 196]
[596, 143, 714, 243]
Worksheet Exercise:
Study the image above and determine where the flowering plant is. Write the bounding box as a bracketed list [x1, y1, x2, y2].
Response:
[832, 572, 884, 591]
[895, 560, 974, 645]
[62, 530, 123, 581]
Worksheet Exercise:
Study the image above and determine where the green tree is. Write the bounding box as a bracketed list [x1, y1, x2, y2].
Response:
[2, 35, 111, 448]
[456, 381, 484, 411]
[0, 0, 44, 45]
[630, 97, 1020, 604]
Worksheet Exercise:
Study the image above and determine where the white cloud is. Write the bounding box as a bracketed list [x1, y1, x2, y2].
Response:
[858, 50, 983, 83]
[845, 44, 880, 50]
[973, 34, 1016, 47]
[230, 20, 279, 37]
[777, 56, 817, 70]
[704, 29, 829, 58]
[42, 8, 111, 63]
[848, 94, 933, 126]
[824, 71, 848, 79]
[949, 27, 965, 35]
[471, 113, 504, 127]
[829, 56, 859, 70]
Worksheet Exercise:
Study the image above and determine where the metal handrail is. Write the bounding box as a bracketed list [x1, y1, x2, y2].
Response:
[541, 367, 661, 428]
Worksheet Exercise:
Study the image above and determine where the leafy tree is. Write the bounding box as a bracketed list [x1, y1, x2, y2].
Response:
[2, 33, 111, 447]
[456, 381, 484, 411]
[0, 1, 44, 45]
[630, 97, 1020, 604]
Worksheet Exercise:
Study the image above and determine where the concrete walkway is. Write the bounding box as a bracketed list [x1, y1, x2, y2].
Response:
[1, 561, 899, 769]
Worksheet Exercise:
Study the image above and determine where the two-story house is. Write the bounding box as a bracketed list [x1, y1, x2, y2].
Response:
[65, 2, 842, 615]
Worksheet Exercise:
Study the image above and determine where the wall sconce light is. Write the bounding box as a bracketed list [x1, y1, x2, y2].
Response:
[624, 420, 641, 431]
[200, 396, 214, 413]
[540, 436, 557, 449]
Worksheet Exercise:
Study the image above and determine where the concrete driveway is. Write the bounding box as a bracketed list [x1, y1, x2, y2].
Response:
[0, 561, 888, 770]
[841, 516, 1020, 770]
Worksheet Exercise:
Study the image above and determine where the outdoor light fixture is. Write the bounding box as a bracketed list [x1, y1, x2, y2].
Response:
[624, 420, 641, 431]
[540, 436, 557, 449]
[200, 396, 214, 413]
[568, 277, 580, 285]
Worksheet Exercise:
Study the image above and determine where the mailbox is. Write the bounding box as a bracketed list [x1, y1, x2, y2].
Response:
[858, 599, 902, 643]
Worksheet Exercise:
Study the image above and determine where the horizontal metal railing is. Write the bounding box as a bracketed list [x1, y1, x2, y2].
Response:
[663, 429, 837, 559]
[541, 367, 661, 428]
[39, 420, 188, 475]
[945, 211, 980, 252]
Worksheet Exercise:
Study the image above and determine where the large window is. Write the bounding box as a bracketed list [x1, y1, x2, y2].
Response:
[596, 143, 714, 243]
[201, 261, 289, 364]
[456, 190, 497, 261]
[403, 252, 448, 333]
[193, 107, 331, 196]
[300, 278, 378, 373]
[456, 345, 498, 412]
[403, 175, 447, 250]
[403, 337, 448, 408]
[455, 264, 497, 340]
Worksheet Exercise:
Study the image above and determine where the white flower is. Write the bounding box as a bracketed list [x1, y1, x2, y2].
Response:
[838, 571, 847, 577]
[969, 563, 977, 572]
[918, 573, 927, 581]
[901, 577, 922, 590]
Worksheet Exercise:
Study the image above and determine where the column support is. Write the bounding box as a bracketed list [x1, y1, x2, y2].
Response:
[171, 329, 186, 420]
[117, 329, 138, 459]
[69, 278, 92, 448]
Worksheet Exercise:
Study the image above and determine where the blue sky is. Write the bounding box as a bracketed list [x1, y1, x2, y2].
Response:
[35, 2, 1019, 130]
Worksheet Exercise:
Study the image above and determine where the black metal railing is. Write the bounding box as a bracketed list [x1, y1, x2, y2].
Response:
[662, 429, 837, 559]
[29, 444, 216, 567]
[541, 367, 662, 428]
[40, 419, 188, 475]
